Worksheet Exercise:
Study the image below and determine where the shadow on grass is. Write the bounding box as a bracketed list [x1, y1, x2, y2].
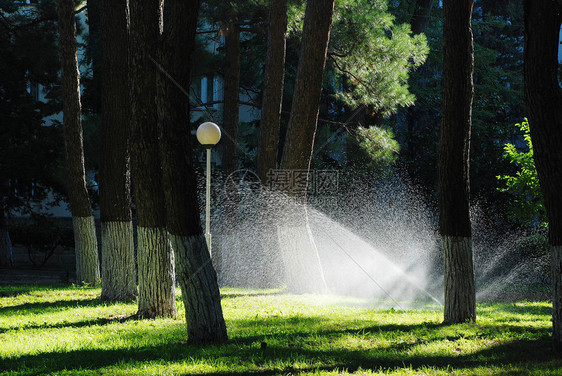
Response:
[0, 298, 107, 315]
[0, 287, 35, 297]
[0, 334, 556, 375]
[1, 316, 557, 376]
[0, 285, 75, 299]
[230, 317, 550, 348]
[0, 313, 135, 334]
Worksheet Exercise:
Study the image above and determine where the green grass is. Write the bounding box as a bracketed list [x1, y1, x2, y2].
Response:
[0, 285, 560, 375]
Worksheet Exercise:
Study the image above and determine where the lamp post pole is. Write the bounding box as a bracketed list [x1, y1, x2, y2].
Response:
[205, 147, 212, 253]
[196, 122, 222, 255]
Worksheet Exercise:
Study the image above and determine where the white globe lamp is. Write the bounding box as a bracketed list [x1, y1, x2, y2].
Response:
[197, 122, 222, 255]
[196, 122, 221, 147]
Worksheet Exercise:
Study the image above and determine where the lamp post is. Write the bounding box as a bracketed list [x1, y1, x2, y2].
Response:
[196, 122, 222, 254]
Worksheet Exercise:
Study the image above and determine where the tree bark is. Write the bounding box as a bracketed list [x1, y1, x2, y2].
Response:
[279, 0, 334, 175]
[136, 226, 176, 318]
[98, 0, 137, 302]
[405, 0, 434, 180]
[100, 222, 135, 300]
[222, 19, 240, 178]
[86, 0, 102, 113]
[58, 0, 100, 285]
[411, 0, 434, 35]
[438, 0, 476, 324]
[277, 0, 335, 294]
[219, 18, 241, 280]
[129, 0, 176, 318]
[257, 0, 288, 183]
[0, 206, 13, 267]
[73, 216, 100, 283]
[523, 0, 562, 351]
[254, 0, 289, 289]
[157, 0, 227, 343]
[441, 236, 475, 323]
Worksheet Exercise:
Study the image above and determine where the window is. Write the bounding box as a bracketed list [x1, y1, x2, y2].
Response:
[27, 82, 39, 101]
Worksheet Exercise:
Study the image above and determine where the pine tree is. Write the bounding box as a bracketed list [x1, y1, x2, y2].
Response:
[438, 0, 476, 324]
[129, 0, 176, 318]
[278, 0, 335, 293]
[98, 0, 136, 302]
[58, 0, 100, 285]
[156, 0, 228, 344]
[257, 0, 287, 183]
[523, 0, 562, 351]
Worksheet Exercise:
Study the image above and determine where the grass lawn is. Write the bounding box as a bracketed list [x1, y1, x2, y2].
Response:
[0, 285, 560, 375]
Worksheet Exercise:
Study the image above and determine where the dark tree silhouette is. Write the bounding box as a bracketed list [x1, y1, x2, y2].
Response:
[438, 0, 476, 324]
[98, 0, 136, 302]
[523, 0, 562, 350]
[222, 18, 240, 178]
[156, 0, 228, 344]
[129, 0, 176, 319]
[257, 0, 287, 183]
[85, 0, 101, 113]
[58, 0, 100, 285]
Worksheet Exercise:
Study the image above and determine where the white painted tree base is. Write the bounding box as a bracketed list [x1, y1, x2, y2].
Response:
[277, 220, 327, 294]
[442, 235, 475, 323]
[73, 216, 100, 285]
[137, 226, 176, 318]
[101, 221, 136, 301]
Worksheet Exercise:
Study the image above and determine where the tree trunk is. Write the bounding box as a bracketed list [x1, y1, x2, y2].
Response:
[86, 0, 102, 113]
[257, 0, 287, 183]
[98, 0, 136, 302]
[222, 20, 240, 178]
[405, 0, 434, 180]
[136, 227, 176, 318]
[277, 211, 326, 293]
[169, 233, 227, 344]
[58, 0, 100, 285]
[277, 0, 335, 294]
[219, 19, 241, 280]
[411, 0, 434, 35]
[279, 0, 334, 174]
[129, 0, 176, 319]
[438, 0, 475, 324]
[73, 216, 100, 283]
[523, 0, 562, 351]
[255, 0, 289, 289]
[0, 206, 13, 268]
[156, 0, 227, 343]
[441, 236, 475, 323]
[100, 222, 135, 300]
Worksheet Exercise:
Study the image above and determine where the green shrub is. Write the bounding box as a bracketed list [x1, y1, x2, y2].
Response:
[9, 215, 74, 266]
[497, 119, 547, 228]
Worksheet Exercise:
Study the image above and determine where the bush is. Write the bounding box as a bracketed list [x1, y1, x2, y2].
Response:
[497, 119, 547, 228]
[9, 215, 74, 266]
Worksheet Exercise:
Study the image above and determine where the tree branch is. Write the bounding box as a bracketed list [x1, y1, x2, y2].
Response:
[196, 29, 220, 35]
[1, 5, 86, 35]
[328, 54, 376, 95]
